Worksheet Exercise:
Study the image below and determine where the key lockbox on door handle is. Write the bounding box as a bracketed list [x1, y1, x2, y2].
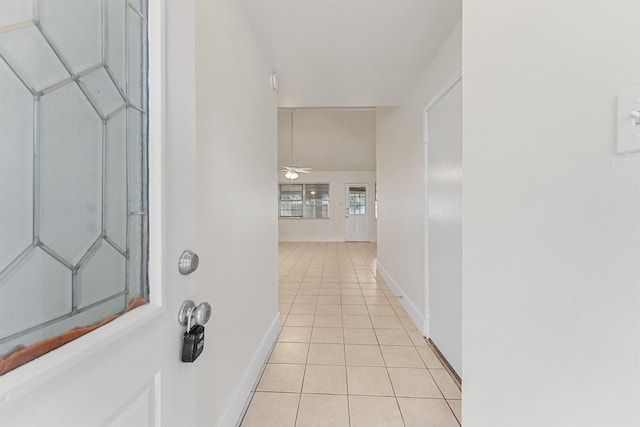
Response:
[178, 300, 212, 362]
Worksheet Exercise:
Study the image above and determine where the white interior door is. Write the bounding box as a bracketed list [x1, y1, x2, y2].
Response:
[345, 184, 370, 242]
[425, 75, 462, 376]
[0, 2, 198, 426]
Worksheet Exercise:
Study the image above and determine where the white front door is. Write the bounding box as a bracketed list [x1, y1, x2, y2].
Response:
[0, 2, 199, 426]
[345, 184, 370, 242]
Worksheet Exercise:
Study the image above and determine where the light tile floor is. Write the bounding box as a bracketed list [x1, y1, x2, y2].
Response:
[240, 242, 461, 427]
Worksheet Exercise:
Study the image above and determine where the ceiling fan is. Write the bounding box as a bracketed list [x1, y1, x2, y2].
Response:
[282, 110, 311, 180]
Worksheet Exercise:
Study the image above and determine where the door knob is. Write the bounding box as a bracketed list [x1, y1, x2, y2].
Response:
[178, 300, 212, 328]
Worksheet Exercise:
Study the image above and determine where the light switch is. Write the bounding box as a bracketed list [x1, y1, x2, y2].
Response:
[617, 87, 640, 154]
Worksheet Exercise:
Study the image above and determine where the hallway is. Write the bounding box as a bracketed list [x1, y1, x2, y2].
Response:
[240, 242, 461, 427]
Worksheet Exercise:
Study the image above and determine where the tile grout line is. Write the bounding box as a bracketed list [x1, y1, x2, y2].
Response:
[344, 248, 353, 427]
[347, 244, 362, 425]
[292, 249, 313, 427]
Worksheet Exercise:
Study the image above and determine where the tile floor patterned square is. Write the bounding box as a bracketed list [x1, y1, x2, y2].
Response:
[307, 343, 345, 365]
[346, 366, 394, 396]
[348, 395, 405, 427]
[343, 328, 378, 345]
[448, 399, 462, 424]
[285, 314, 315, 327]
[318, 289, 341, 296]
[257, 364, 306, 393]
[341, 295, 366, 305]
[406, 329, 429, 347]
[342, 314, 373, 328]
[375, 329, 413, 346]
[417, 346, 444, 369]
[289, 304, 317, 314]
[387, 367, 443, 398]
[341, 304, 369, 315]
[240, 392, 299, 427]
[244, 243, 461, 427]
[314, 314, 343, 328]
[431, 369, 462, 399]
[278, 326, 312, 343]
[269, 342, 309, 364]
[297, 288, 320, 296]
[302, 364, 347, 394]
[302, 281, 321, 287]
[295, 394, 349, 427]
[310, 327, 344, 344]
[280, 303, 292, 314]
[280, 283, 301, 290]
[380, 345, 425, 368]
[317, 295, 341, 305]
[295, 296, 319, 304]
[389, 297, 403, 307]
[279, 295, 295, 304]
[345, 344, 385, 366]
[397, 397, 460, 427]
[393, 307, 409, 318]
[366, 304, 396, 315]
[397, 314, 417, 329]
[371, 315, 403, 329]
[363, 296, 389, 305]
[315, 304, 342, 315]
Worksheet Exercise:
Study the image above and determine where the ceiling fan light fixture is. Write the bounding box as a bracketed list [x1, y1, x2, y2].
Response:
[284, 170, 299, 180]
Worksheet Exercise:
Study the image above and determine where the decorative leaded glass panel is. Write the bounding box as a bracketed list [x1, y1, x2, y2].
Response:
[0, 0, 149, 376]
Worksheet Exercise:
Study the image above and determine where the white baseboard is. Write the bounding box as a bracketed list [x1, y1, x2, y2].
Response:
[278, 237, 346, 242]
[219, 312, 281, 427]
[376, 262, 426, 336]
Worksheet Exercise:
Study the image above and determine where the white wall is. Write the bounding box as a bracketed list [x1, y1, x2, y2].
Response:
[376, 22, 461, 331]
[463, 1, 640, 426]
[278, 171, 377, 242]
[278, 108, 376, 171]
[193, 1, 279, 426]
[426, 78, 463, 376]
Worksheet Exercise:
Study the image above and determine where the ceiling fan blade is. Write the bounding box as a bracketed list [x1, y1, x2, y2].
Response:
[281, 166, 311, 173]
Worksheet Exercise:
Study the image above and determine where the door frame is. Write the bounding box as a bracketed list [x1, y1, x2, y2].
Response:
[422, 69, 462, 338]
[0, 0, 167, 408]
[345, 182, 371, 242]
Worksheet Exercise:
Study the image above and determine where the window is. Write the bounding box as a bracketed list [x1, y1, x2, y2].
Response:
[279, 184, 303, 217]
[348, 186, 367, 215]
[0, 0, 148, 375]
[280, 184, 330, 218]
[374, 182, 378, 219]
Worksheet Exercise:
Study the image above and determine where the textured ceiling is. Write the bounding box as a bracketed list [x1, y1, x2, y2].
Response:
[241, 0, 461, 108]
